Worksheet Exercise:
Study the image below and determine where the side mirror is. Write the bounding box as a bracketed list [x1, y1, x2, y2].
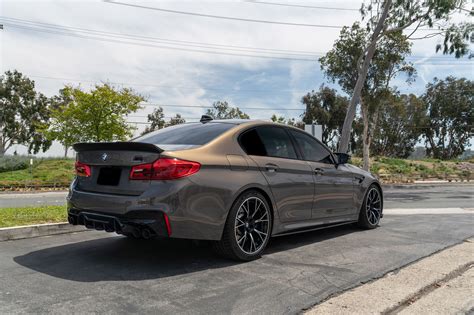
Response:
[334, 152, 351, 165]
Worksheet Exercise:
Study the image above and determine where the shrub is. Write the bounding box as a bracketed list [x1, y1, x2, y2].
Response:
[0, 156, 32, 173]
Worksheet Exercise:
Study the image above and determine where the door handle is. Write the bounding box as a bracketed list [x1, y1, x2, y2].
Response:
[265, 163, 278, 173]
[314, 168, 325, 175]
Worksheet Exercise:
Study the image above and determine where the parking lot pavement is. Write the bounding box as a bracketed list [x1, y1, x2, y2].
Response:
[0, 191, 67, 208]
[0, 208, 472, 314]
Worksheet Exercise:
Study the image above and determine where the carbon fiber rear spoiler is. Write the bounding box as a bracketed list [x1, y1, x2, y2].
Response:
[73, 142, 163, 153]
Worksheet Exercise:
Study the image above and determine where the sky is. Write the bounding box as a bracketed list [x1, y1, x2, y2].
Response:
[1, 0, 473, 157]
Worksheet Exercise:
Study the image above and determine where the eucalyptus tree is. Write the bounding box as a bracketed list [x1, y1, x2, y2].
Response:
[301, 86, 349, 149]
[422, 76, 473, 159]
[337, 0, 473, 154]
[320, 24, 415, 170]
[206, 101, 250, 119]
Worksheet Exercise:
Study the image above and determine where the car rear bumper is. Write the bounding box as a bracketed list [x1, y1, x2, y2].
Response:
[67, 178, 230, 241]
[68, 208, 171, 238]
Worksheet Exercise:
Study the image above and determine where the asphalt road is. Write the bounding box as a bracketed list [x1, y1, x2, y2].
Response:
[0, 183, 472, 209]
[0, 208, 472, 314]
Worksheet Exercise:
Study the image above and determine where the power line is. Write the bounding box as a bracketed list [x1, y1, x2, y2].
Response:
[243, 0, 360, 11]
[29, 75, 313, 93]
[102, 0, 440, 32]
[5, 23, 319, 62]
[142, 103, 306, 111]
[103, 0, 345, 29]
[6, 22, 472, 65]
[0, 16, 325, 56]
[2, 17, 469, 63]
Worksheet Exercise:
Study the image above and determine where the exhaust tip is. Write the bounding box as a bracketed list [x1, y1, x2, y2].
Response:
[68, 216, 76, 225]
[132, 228, 141, 239]
[141, 229, 151, 239]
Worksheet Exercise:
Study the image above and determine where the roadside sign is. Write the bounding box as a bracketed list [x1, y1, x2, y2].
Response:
[304, 124, 322, 141]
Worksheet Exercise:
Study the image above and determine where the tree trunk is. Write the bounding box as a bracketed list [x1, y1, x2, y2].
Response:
[338, 0, 392, 153]
[361, 103, 371, 171]
[64, 145, 69, 158]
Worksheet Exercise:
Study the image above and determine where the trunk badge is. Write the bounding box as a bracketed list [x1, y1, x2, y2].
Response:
[101, 153, 108, 161]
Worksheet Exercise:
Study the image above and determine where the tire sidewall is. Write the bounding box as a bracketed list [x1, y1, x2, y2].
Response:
[226, 190, 273, 261]
[359, 184, 382, 229]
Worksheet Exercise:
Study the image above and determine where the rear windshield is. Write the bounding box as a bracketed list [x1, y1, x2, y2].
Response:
[134, 122, 235, 145]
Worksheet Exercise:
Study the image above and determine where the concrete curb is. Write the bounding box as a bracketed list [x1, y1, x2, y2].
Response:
[0, 222, 88, 241]
[382, 182, 473, 189]
[306, 239, 474, 314]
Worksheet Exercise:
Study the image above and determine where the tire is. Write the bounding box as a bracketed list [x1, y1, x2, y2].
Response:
[357, 184, 383, 229]
[213, 190, 272, 261]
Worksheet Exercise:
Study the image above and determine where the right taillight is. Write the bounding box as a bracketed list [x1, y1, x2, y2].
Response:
[75, 161, 91, 177]
[130, 158, 200, 180]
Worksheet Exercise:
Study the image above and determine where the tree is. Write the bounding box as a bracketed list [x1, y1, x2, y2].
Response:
[206, 101, 250, 119]
[141, 107, 166, 135]
[422, 77, 473, 160]
[320, 23, 415, 169]
[166, 114, 186, 127]
[337, 0, 473, 154]
[53, 84, 144, 143]
[302, 86, 349, 149]
[371, 93, 426, 158]
[0, 70, 52, 156]
[43, 88, 82, 157]
[270, 115, 304, 129]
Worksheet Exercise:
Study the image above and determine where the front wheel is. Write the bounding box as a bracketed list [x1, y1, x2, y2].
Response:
[214, 190, 272, 261]
[357, 184, 383, 229]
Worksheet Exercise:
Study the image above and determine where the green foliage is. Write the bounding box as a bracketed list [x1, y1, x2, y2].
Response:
[0, 158, 74, 187]
[371, 93, 426, 158]
[0, 70, 52, 155]
[43, 88, 82, 156]
[206, 101, 250, 119]
[422, 76, 473, 159]
[270, 115, 303, 129]
[53, 84, 145, 143]
[319, 23, 414, 97]
[0, 155, 30, 172]
[141, 108, 186, 135]
[166, 113, 186, 127]
[361, 0, 472, 58]
[301, 86, 349, 148]
[141, 107, 166, 135]
[0, 205, 67, 228]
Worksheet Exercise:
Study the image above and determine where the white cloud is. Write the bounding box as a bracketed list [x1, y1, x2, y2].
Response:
[2, 0, 472, 156]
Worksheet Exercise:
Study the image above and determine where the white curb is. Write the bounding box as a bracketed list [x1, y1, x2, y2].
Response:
[0, 222, 88, 241]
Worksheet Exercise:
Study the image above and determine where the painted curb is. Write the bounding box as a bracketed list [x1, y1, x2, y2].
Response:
[0, 222, 88, 241]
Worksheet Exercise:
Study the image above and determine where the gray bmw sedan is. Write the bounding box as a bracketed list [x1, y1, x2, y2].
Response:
[68, 116, 383, 261]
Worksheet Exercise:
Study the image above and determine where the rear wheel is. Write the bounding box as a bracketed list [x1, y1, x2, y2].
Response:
[214, 190, 272, 261]
[358, 184, 383, 229]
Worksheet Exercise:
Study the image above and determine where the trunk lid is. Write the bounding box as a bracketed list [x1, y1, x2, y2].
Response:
[73, 142, 162, 196]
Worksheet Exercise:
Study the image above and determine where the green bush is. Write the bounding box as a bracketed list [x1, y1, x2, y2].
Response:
[0, 156, 32, 173]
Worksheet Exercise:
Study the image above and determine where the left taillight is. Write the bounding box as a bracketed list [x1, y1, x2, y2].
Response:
[130, 158, 200, 180]
[75, 161, 91, 177]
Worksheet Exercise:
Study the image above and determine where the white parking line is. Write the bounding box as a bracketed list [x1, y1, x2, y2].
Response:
[384, 208, 473, 215]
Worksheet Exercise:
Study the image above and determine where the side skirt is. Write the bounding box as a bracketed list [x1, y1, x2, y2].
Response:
[271, 220, 357, 238]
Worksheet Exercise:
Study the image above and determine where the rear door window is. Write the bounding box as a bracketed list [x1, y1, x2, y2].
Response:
[241, 126, 297, 159]
[135, 123, 235, 145]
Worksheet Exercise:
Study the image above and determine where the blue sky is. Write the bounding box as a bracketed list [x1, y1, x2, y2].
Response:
[1, 0, 472, 156]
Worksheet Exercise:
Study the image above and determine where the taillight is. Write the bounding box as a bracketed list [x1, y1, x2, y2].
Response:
[130, 158, 200, 180]
[75, 161, 91, 177]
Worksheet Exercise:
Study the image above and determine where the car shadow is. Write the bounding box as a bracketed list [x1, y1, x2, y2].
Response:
[13, 224, 359, 282]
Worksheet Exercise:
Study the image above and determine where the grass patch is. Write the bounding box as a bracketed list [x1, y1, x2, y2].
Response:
[0, 159, 75, 188]
[350, 156, 469, 182]
[0, 205, 67, 228]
